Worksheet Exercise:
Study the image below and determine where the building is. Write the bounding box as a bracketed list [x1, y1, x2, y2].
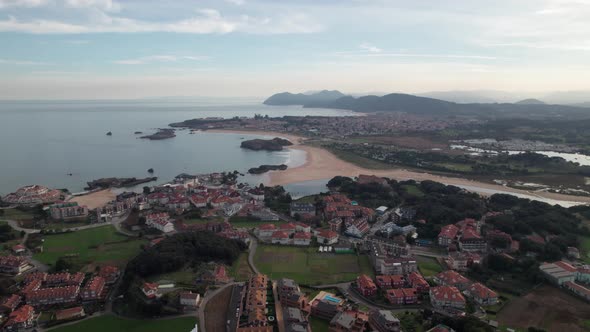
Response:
[317, 230, 339, 245]
[458, 228, 486, 252]
[0, 256, 30, 276]
[293, 232, 312, 246]
[345, 218, 370, 238]
[290, 202, 316, 217]
[329, 311, 367, 332]
[49, 202, 89, 220]
[98, 265, 120, 285]
[180, 291, 200, 307]
[284, 307, 310, 332]
[380, 258, 418, 275]
[464, 283, 498, 306]
[375, 275, 405, 289]
[567, 247, 581, 259]
[369, 310, 400, 332]
[145, 212, 174, 233]
[11, 245, 26, 256]
[437, 224, 459, 247]
[0, 294, 21, 313]
[271, 231, 291, 245]
[247, 188, 265, 201]
[25, 285, 80, 307]
[433, 271, 471, 291]
[402, 288, 417, 304]
[539, 261, 577, 285]
[429, 286, 466, 310]
[2, 185, 61, 205]
[446, 252, 481, 271]
[255, 224, 277, 238]
[54, 306, 85, 321]
[3, 305, 35, 331]
[81, 276, 105, 301]
[277, 279, 308, 310]
[407, 272, 429, 294]
[385, 288, 416, 305]
[141, 282, 160, 299]
[564, 281, 590, 302]
[310, 292, 344, 321]
[356, 275, 377, 297]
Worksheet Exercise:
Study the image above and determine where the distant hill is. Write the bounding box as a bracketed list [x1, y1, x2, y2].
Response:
[515, 98, 545, 105]
[263, 90, 347, 106]
[263, 91, 590, 120]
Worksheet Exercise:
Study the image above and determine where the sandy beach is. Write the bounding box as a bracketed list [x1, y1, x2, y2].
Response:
[211, 129, 590, 205]
[69, 189, 116, 210]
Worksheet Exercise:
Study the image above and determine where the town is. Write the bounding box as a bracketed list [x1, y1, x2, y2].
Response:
[0, 172, 589, 332]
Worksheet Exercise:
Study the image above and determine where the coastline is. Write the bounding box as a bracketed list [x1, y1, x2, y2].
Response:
[209, 128, 590, 205]
[69, 189, 116, 210]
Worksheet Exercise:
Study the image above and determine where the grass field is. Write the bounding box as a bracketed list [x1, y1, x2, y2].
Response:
[401, 184, 424, 197]
[310, 316, 330, 332]
[50, 315, 197, 332]
[416, 256, 443, 277]
[147, 269, 196, 286]
[34, 226, 146, 267]
[228, 216, 284, 229]
[0, 208, 38, 221]
[253, 245, 374, 285]
[229, 252, 253, 282]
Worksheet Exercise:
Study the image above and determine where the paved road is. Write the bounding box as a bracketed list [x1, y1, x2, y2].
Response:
[197, 282, 237, 332]
[247, 237, 260, 275]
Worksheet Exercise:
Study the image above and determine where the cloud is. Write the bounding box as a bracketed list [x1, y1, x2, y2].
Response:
[64, 0, 120, 12]
[0, 0, 48, 8]
[0, 58, 50, 65]
[359, 43, 382, 53]
[225, 0, 245, 5]
[0, 5, 322, 34]
[113, 55, 210, 65]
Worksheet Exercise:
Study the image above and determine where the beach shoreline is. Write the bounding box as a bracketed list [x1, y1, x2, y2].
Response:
[69, 189, 116, 210]
[209, 128, 590, 205]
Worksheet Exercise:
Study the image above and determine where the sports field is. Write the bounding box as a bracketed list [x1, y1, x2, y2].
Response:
[253, 245, 373, 285]
[34, 225, 146, 267]
[50, 315, 197, 332]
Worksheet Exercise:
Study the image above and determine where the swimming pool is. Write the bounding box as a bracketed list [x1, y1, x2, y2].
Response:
[324, 295, 342, 303]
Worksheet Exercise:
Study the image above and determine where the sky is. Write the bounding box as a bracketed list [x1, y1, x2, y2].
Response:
[0, 0, 590, 99]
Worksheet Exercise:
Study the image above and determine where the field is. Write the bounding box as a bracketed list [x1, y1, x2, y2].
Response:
[147, 269, 196, 286]
[310, 316, 330, 332]
[228, 252, 253, 282]
[50, 315, 197, 332]
[34, 226, 146, 267]
[253, 245, 374, 285]
[204, 285, 233, 332]
[0, 208, 38, 221]
[228, 216, 285, 229]
[497, 285, 590, 332]
[416, 256, 443, 277]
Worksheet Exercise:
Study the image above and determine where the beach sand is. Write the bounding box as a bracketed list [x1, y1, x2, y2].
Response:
[211, 129, 590, 205]
[69, 189, 115, 210]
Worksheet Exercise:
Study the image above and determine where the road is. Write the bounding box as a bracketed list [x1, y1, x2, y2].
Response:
[197, 282, 237, 332]
[247, 237, 260, 275]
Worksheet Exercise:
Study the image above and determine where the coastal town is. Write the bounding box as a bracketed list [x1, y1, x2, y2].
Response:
[0, 170, 589, 332]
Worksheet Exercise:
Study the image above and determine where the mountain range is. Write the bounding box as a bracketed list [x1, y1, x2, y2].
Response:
[263, 90, 590, 120]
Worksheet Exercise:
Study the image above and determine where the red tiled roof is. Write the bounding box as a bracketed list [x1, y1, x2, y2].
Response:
[386, 288, 405, 298]
[0, 294, 21, 310]
[357, 274, 376, 290]
[318, 230, 338, 239]
[5, 304, 33, 325]
[84, 276, 105, 293]
[271, 231, 289, 239]
[55, 307, 84, 321]
[467, 282, 497, 300]
[258, 223, 277, 231]
[438, 224, 459, 239]
[279, 223, 297, 230]
[430, 286, 465, 303]
[293, 232, 312, 239]
[435, 270, 470, 286]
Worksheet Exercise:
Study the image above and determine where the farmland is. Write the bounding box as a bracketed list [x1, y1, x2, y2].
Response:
[50, 315, 197, 332]
[497, 285, 590, 332]
[253, 245, 373, 285]
[34, 226, 146, 268]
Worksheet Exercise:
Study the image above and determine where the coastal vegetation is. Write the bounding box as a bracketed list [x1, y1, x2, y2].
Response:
[240, 137, 292, 151]
[247, 164, 288, 174]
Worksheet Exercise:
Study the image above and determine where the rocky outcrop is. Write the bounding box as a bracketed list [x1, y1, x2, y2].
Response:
[240, 137, 293, 151]
[248, 164, 288, 174]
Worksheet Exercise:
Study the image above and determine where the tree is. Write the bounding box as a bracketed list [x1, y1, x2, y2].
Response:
[55, 257, 73, 272]
[143, 186, 151, 194]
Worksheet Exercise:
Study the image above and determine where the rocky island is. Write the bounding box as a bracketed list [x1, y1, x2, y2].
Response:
[240, 137, 293, 151]
[248, 164, 288, 174]
[140, 129, 176, 140]
[85, 176, 157, 190]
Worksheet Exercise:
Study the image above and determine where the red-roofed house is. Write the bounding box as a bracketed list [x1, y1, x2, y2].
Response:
[433, 271, 471, 291]
[142, 282, 160, 299]
[99, 265, 120, 285]
[81, 276, 106, 301]
[279, 223, 297, 234]
[386, 288, 405, 305]
[564, 281, 590, 302]
[0, 294, 21, 313]
[293, 232, 312, 246]
[255, 224, 277, 238]
[459, 228, 486, 252]
[402, 288, 417, 304]
[376, 275, 405, 289]
[145, 212, 174, 233]
[316, 230, 339, 245]
[438, 225, 458, 247]
[0, 256, 30, 276]
[3, 305, 35, 331]
[11, 244, 26, 255]
[464, 282, 498, 306]
[295, 222, 311, 233]
[407, 272, 430, 294]
[25, 285, 80, 307]
[271, 231, 290, 245]
[357, 275, 377, 297]
[375, 276, 392, 289]
[55, 306, 85, 321]
[430, 286, 466, 310]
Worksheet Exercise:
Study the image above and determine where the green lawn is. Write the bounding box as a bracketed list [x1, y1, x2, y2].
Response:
[228, 216, 284, 229]
[580, 236, 590, 264]
[34, 226, 146, 267]
[147, 269, 196, 286]
[253, 245, 373, 285]
[416, 256, 443, 277]
[228, 252, 253, 282]
[0, 208, 38, 221]
[309, 316, 330, 332]
[402, 184, 424, 197]
[50, 315, 197, 332]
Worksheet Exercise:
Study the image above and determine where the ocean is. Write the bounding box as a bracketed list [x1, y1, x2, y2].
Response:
[0, 98, 355, 195]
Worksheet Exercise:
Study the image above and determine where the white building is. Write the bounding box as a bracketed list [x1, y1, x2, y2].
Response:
[145, 213, 175, 233]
